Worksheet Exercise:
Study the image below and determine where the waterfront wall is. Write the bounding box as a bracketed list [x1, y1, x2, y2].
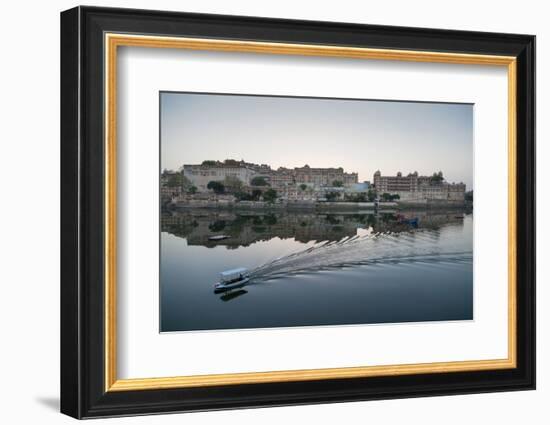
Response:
[174, 199, 404, 210]
[173, 198, 465, 211]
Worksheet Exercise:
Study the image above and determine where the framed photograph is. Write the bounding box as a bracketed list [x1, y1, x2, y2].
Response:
[60, 6, 535, 419]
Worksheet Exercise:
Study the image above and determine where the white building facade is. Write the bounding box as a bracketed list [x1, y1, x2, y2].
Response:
[183, 164, 256, 192]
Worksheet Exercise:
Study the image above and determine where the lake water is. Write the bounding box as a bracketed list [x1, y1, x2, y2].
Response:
[160, 209, 473, 332]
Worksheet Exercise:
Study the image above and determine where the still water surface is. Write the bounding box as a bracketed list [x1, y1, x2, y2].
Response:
[161, 209, 473, 332]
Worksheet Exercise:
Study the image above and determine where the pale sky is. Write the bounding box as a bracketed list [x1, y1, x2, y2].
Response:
[161, 92, 473, 189]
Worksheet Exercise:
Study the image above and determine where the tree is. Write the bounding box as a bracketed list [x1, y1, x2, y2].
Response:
[223, 176, 243, 193]
[325, 192, 339, 202]
[188, 186, 197, 194]
[379, 193, 400, 201]
[181, 175, 193, 190]
[166, 173, 183, 188]
[251, 176, 269, 186]
[352, 193, 367, 202]
[299, 183, 308, 191]
[431, 171, 444, 183]
[325, 215, 340, 224]
[209, 220, 226, 232]
[207, 181, 225, 194]
[234, 191, 252, 201]
[251, 189, 263, 201]
[263, 188, 278, 203]
[332, 180, 343, 187]
[223, 159, 240, 166]
[367, 189, 376, 202]
[201, 160, 217, 166]
[263, 214, 277, 225]
[366, 214, 376, 227]
[465, 190, 474, 202]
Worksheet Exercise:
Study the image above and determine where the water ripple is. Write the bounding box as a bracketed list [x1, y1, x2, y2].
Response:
[250, 228, 472, 282]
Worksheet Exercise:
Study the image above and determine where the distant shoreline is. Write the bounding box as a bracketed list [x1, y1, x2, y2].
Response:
[171, 200, 470, 212]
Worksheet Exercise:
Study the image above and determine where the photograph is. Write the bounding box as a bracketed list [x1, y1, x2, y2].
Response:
[57, 4, 536, 419]
[159, 92, 474, 332]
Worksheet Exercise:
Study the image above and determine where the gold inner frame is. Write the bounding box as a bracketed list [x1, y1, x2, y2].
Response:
[104, 33, 517, 392]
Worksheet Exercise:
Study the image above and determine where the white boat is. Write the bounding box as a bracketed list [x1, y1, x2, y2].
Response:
[214, 267, 250, 293]
[208, 235, 230, 241]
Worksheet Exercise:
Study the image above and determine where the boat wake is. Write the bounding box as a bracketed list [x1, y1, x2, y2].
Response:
[249, 228, 472, 282]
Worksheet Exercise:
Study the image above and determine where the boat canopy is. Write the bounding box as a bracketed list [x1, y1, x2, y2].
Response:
[219, 267, 249, 282]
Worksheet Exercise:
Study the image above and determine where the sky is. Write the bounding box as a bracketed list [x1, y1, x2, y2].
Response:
[161, 92, 473, 189]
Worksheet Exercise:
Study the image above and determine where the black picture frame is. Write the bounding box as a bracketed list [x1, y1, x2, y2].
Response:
[61, 5, 535, 419]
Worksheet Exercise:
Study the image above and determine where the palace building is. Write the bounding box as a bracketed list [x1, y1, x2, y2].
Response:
[183, 160, 359, 193]
[373, 170, 466, 202]
[183, 162, 257, 192]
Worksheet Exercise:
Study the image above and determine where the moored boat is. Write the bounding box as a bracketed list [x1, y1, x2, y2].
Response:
[208, 235, 230, 241]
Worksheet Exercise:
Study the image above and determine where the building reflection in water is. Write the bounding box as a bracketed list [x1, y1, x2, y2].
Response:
[161, 208, 470, 250]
